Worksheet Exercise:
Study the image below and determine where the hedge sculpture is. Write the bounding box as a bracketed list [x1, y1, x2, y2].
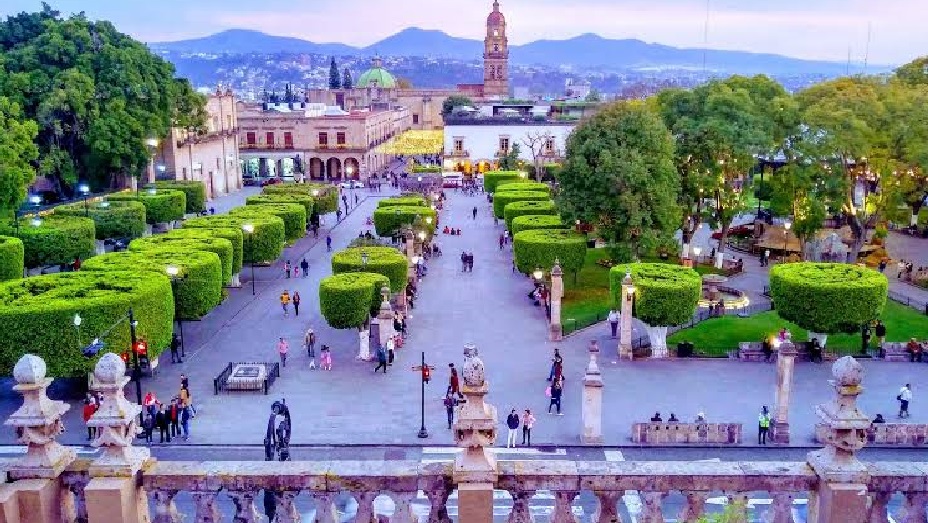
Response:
[510, 215, 566, 235]
[233, 202, 306, 242]
[246, 194, 314, 219]
[483, 171, 523, 193]
[496, 181, 551, 194]
[0, 236, 24, 281]
[263, 183, 338, 214]
[54, 200, 146, 240]
[377, 196, 427, 208]
[184, 214, 285, 264]
[152, 181, 207, 213]
[512, 229, 587, 275]
[129, 236, 234, 286]
[331, 247, 408, 292]
[503, 200, 558, 230]
[17, 215, 96, 269]
[372, 206, 437, 239]
[166, 227, 243, 275]
[0, 271, 173, 377]
[319, 272, 391, 329]
[493, 190, 550, 219]
[107, 189, 186, 224]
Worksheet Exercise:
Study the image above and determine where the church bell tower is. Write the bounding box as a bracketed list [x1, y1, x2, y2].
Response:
[483, 1, 509, 98]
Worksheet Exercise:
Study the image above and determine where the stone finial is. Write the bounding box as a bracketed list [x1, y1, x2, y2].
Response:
[4, 354, 76, 479]
[586, 340, 602, 377]
[453, 344, 498, 483]
[87, 353, 150, 477]
[551, 258, 563, 277]
[461, 343, 484, 388]
[378, 285, 393, 316]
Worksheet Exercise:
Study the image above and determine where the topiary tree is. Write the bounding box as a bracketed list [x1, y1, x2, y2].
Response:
[513, 229, 587, 275]
[504, 200, 558, 230]
[246, 194, 314, 219]
[15, 215, 96, 269]
[152, 181, 207, 213]
[319, 272, 390, 360]
[0, 271, 173, 377]
[129, 236, 234, 286]
[263, 183, 338, 214]
[54, 200, 147, 240]
[610, 263, 701, 357]
[493, 191, 551, 219]
[483, 171, 523, 193]
[184, 214, 285, 264]
[331, 247, 408, 292]
[0, 236, 24, 281]
[372, 206, 437, 239]
[82, 249, 223, 320]
[233, 202, 306, 242]
[496, 181, 551, 194]
[377, 196, 427, 208]
[511, 215, 567, 235]
[107, 190, 186, 225]
[769, 262, 888, 347]
[166, 227, 243, 277]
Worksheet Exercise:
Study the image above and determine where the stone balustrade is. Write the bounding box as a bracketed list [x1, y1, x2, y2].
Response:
[632, 422, 743, 444]
[816, 422, 928, 447]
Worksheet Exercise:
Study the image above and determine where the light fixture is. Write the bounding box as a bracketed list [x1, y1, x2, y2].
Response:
[417, 231, 426, 241]
[145, 137, 159, 148]
[73, 314, 82, 327]
[519, 172, 528, 178]
[147, 188, 157, 195]
[693, 247, 702, 257]
[626, 285, 636, 296]
[99, 201, 110, 208]
[361, 251, 369, 265]
[78, 184, 90, 195]
[575, 219, 581, 226]
[166, 265, 179, 277]
[30, 218, 42, 227]
[533, 267, 544, 280]
[29, 195, 41, 205]
[426, 216, 433, 225]
[242, 223, 255, 233]
[312, 190, 319, 197]
[412, 255, 421, 265]
[784, 221, 792, 231]
[417, 176, 423, 182]
[157, 165, 167, 173]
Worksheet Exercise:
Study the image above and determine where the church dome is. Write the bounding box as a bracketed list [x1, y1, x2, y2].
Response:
[357, 57, 397, 89]
[487, 1, 505, 24]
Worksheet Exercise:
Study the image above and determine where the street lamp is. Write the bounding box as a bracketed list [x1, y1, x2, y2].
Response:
[144, 137, 159, 195]
[78, 183, 90, 216]
[533, 267, 544, 282]
[693, 246, 702, 264]
[242, 223, 256, 295]
[29, 195, 41, 206]
[417, 231, 426, 242]
[412, 351, 433, 439]
[783, 221, 792, 257]
[73, 313, 82, 347]
[166, 265, 185, 357]
[30, 217, 42, 227]
[425, 216, 433, 226]
[361, 250, 369, 266]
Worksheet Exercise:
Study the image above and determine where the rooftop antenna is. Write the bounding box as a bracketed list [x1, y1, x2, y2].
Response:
[701, 0, 710, 77]
[846, 47, 852, 76]
[863, 22, 872, 74]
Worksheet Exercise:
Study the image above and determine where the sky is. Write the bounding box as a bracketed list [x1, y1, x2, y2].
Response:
[3, 0, 925, 65]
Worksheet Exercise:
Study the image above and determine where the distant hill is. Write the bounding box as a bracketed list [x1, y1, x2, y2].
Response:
[152, 28, 871, 75]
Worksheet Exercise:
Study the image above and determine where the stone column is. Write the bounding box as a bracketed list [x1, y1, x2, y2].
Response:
[549, 261, 563, 341]
[771, 341, 796, 444]
[618, 271, 635, 360]
[581, 343, 604, 444]
[806, 357, 871, 523]
[405, 233, 416, 280]
[453, 344, 498, 523]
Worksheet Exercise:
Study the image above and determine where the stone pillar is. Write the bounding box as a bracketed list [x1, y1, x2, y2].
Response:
[618, 271, 635, 360]
[806, 357, 871, 523]
[549, 261, 563, 341]
[771, 341, 796, 444]
[405, 233, 416, 280]
[377, 286, 396, 350]
[453, 344, 498, 523]
[581, 343, 604, 444]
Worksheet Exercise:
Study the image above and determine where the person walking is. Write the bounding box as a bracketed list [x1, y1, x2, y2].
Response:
[336, 208, 343, 222]
[144, 391, 158, 418]
[472, 206, 478, 220]
[467, 252, 474, 272]
[607, 309, 620, 338]
[548, 377, 564, 415]
[505, 409, 521, 448]
[499, 234, 505, 250]
[155, 404, 171, 443]
[300, 258, 309, 277]
[758, 406, 770, 445]
[326, 235, 332, 252]
[280, 291, 291, 317]
[460, 252, 467, 272]
[449, 363, 462, 398]
[284, 260, 292, 279]
[180, 404, 191, 441]
[305, 327, 317, 369]
[548, 348, 563, 382]
[277, 337, 289, 367]
[82, 398, 97, 440]
[168, 399, 180, 440]
[170, 333, 182, 363]
[141, 412, 154, 445]
[321, 345, 333, 370]
[374, 345, 388, 373]
[875, 320, 886, 350]
[899, 383, 913, 418]
[292, 291, 301, 317]
[444, 392, 458, 429]
[522, 409, 535, 446]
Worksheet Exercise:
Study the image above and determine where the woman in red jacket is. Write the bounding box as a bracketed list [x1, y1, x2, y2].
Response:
[82, 399, 97, 440]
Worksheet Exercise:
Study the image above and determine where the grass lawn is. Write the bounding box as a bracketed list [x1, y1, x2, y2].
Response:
[668, 301, 928, 357]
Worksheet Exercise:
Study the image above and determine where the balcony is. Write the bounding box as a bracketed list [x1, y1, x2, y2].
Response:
[239, 143, 295, 151]
[448, 149, 471, 158]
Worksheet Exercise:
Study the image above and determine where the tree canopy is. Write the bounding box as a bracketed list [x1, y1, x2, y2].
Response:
[442, 95, 473, 115]
[0, 97, 38, 218]
[329, 57, 340, 89]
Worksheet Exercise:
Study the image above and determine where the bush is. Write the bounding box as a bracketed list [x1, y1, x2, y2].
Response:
[513, 229, 587, 275]
[919, 208, 928, 227]
[166, 227, 243, 275]
[263, 184, 338, 214]
[483, 171, 523, 193]
[769, 262, 888, 334]
[504, 200, 558, 230]
[510, 215, 567, 235]
[411, 165, 442, 173]
[0, 236, 24, 281]
[15, 215, 96, 269]
[0, 271, 173, 377]
[609, 263, 701, 326]
[82, 250, 223, 320]
[372, 206, 437, 239]
[246, 194, 314, 219]
[54, 200, 146, 240]
[331, 247, 408, 292]
[232, 203, 306, 243]
[493, 190, 550, 219]
[107, 190, 186, 224]
[496, 181, 551, 194]
[319, 272, 391, 329]
[377, 196, 427, 208]
[184, 215, 284, 264]
[152, 181, 207, 213]
[128, 236, 234, 286]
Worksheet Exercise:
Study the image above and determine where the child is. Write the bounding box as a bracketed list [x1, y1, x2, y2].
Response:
[305, 327, 317, 370]
[321, 345, 333, 371]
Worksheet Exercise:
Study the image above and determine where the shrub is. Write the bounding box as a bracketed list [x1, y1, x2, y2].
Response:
[0, 236, 24, 281]
[331, 247, 408, 292]
[232, 203, 306, 243]
[0, 271, 173, 377]
[82, 250, 223, 320]
[319, 272, 391, 329]
[263, 183, 338, 214]
[184, 215, 284, 264]
[496, 181, 551, 194]
[373, 206, 438, 239]
[511, 215, 567, 235]
[16, 215, 96, 269]
[107, 190, 186, 224]
[54, 200, 146, 240]
[246, 194, 314, 219]
[609, 263, 701, 326]
[769, 262, 888, 334]
[166, 227, 243, 275]
[504, 200, 558, 230]
[493, 191, 551, 219]
[152, 181, 207, 213]
[377, 196, 427, 208]
[411, 165, 442, 173]
[513, 229, 587, 275]
[129, 236, 234, 286]
[919, 208, 928, 227]
[483, 171, 523, 193]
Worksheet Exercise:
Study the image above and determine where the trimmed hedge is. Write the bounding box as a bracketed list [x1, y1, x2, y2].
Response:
[769, 262, 888, 334]
[17, 215, 96, 269]
[166, 227, 243, 275]
[0, 271, 173, 377]
[484, 171, 523, 193]
[373, 206, 437, 239]
[504, 200, 558, 230]
[512, 229, 587, 275]
[54, 200, 146, 240]
[377, 196, 427, 208]
[496, 181, 551, 194]
[107, 190, 186, 224]
[184, 215, 284, 264]
[609, 263, 701, 326]
[511, 215, 567, 235]
[232, 203, 306, 243]
[152, 181, 207, 213]
[331, 247, 408, 292]
[493, 190, 551, 219]
[246, 194, 314, 219]
[319, 272, 391, 329]
[919, 208, 928, 227]
[128, 236, 234, 286]
[0, 236, 24, 281]
[82, 250, 223, 320]
[263, 184, 338, 214]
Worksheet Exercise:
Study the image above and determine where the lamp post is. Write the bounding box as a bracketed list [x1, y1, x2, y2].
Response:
[166, 265, 185, 358]
[411, 351, 433, 439]
[693, 246, 702, 266]
[783, 221, 792, 259]
[128, 308, 143, 412]
[78, 183, 90, 216]
[144, 137, 159, 193]
[73, 313, 82, 347]
[361, 250, 369, 266]
[242, 223, 256, 295]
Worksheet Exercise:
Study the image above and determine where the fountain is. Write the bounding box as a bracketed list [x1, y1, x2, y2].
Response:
[698, 274, 750, 310]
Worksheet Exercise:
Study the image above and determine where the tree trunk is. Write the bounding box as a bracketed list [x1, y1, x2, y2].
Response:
[715, 222, 731, 269]
[645, 325, 670, 358]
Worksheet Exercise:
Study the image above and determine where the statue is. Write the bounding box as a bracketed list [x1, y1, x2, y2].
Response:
[462, 343, 485, 388]
[264, 400, 291, 462]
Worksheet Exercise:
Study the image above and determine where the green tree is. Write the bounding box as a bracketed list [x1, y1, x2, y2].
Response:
[895, 56, 928, 87]
[584, 88, 602, 102]
[329, 57, 340, 89]
[0, 97, 39, 219]
[497, 143, 521, 171]
[342, 68, 353, 89]
[441, 95, 473, 116]
[558, 100, 681, 262]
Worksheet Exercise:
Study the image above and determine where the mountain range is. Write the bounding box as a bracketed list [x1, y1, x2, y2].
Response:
[151, 28, 872, 76]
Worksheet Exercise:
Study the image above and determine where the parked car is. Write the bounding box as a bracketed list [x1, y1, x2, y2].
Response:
[339, 181, 364, 189]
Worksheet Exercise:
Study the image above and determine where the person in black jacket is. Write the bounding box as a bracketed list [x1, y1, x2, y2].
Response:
[155, 404, 171, 443]
[505, 409, 520, 447]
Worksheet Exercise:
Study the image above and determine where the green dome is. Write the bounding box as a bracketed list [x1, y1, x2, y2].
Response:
[357, 57, 397, 89]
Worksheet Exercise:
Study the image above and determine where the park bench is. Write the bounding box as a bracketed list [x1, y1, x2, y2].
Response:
[632, 422, 742, 445]
[735, 342, 835, 363]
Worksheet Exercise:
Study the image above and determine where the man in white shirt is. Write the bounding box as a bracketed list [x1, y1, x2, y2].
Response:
[899, 384, 913, 418]
[607, 309, 620, 338]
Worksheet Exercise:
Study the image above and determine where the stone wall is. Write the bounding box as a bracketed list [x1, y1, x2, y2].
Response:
[631, 422, 742, 444]
[816, 422, 928, 446]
